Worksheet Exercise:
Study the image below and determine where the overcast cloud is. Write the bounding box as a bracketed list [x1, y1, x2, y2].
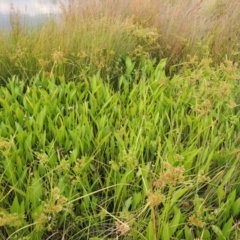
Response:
[0, 0, 64, 16]
[0, 0, 67, 29]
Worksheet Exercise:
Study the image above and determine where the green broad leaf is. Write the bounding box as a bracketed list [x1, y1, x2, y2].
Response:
[15, 121, 24, 133]
[64, 139, 72, 151]
[16, 155, 23, 177]
[155, 58, 167, 79]
[31, 204, 44, 221]
[170, 207, 181, 236]
[28, 174, 43, 209]
[183, 147, 202, 172]
[38, 131, 46, 149]
[124, 197, 132, 211]
[98, 96, 115, 114]
[0, 122, 11, 135]
[24, 132, 33, 150]
[222, 217, 233, 238]
[125, 56, 135, 76]
[118, 75, 126, 89]
[211, 225, 225, 239]
[69, 88, 77, 102]
[221, 166, 235, 187]
[164, 95, 173, 105]
[4, 158, 17, 186]
[70, 148, 79, 163]
[16, 130, 28, 148]
[23, 96, 34, 114]
[154, 112, 160, 125]
[227, 189, 236, 205]
[146, 220, 155, 240]
[115, 172, 129, 204]
[0, 95, 10, 110]
[33, 100, 41, 117]
[232, 198, 240, 217]
[58, 75, 66, 84]
[202, 149, 214, 172]
[10, 196, 20, 214]
[90, 75, 98, 93]
[221, 190, 237, 223]
[57, 124, 66, 143]
[170, 188, 188, 208]
[138, 163, 151, 192]
[202, 229, 211, 240]
[132, 192, 142, 209]
[162, 223, 170, 240]
[184, 226, 194, 240]
[37, 106, 47, 132]
[217, 186, 225, 205]
[159, 58, 167, 69]
[129, 103, 137, 117]
[15, 106, 24, 124]
[114, 132, 125, 149]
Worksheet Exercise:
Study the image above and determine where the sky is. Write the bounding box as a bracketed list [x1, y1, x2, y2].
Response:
[0, 0, 64, 16]
[0, 0, 66, 29]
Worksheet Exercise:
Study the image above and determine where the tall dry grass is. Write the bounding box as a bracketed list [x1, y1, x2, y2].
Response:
[84, 0, 240, 63]
[0, 0, 240, 81]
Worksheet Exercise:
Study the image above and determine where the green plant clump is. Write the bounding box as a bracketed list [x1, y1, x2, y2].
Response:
[0, 57, 239, 239]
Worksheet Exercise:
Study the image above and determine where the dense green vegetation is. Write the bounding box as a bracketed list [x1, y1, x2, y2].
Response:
[0, 0, 240, 239]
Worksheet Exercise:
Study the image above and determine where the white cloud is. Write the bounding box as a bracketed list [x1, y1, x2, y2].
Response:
[0, 3, 11, 12]
[0, 0, 64, 16]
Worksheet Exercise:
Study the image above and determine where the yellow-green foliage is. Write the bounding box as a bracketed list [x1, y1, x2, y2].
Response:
[0, 58, 239, 239]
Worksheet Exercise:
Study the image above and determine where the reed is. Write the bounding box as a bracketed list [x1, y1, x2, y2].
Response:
[0, 0, 240, 82]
